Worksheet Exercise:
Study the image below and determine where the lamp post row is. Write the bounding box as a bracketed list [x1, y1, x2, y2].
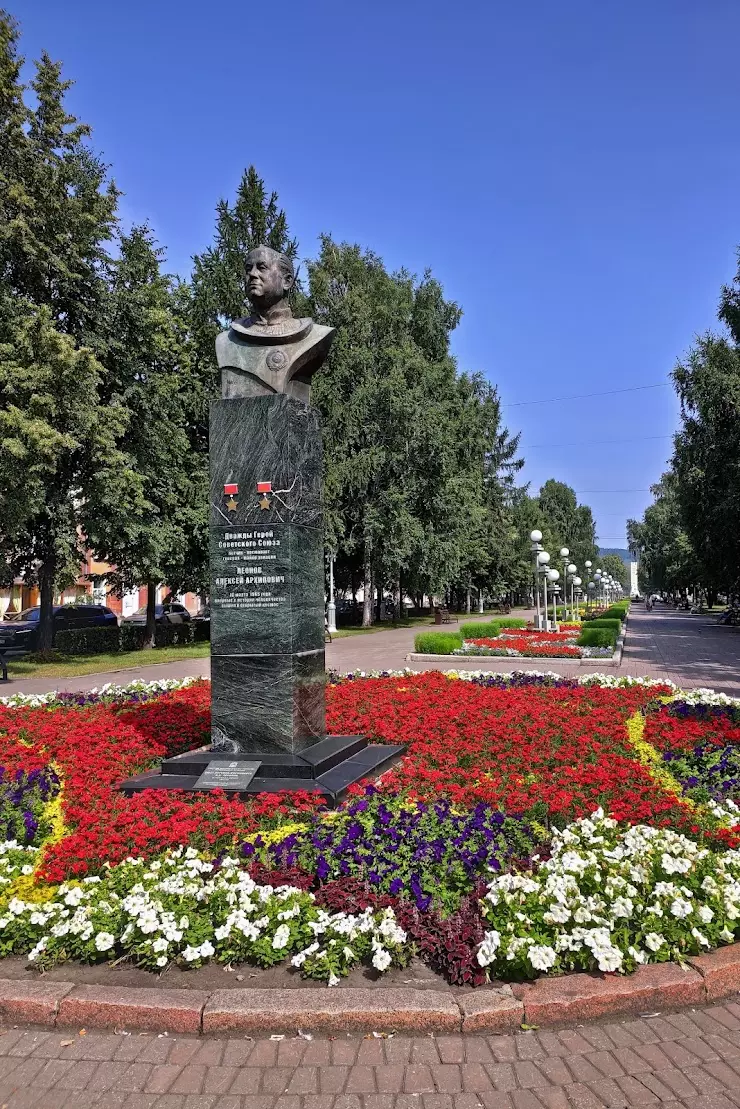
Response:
[529, 534, 624, 629]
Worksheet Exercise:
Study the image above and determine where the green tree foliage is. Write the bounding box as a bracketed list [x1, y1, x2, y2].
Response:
[627, 473, 701, 596]
[671, 298, 740, 595]
[632, 248, 740, 601]
[84, 226, 204, 645]
[0, 12, 129, 650]
[600, 553, 630, 590]
[309, 239, 523, 624]
[536, 479, 598, 570]
[0, 308, 131, 650]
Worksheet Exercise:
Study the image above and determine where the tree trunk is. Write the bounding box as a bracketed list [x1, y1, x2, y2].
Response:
[478, 587, 484, 613]
[144, 581, 157, 648]
[394, 572, 402, 621]
[37, 560, 55, 656]
[466, 582, 472, 614]
[362, 546, 373, 628]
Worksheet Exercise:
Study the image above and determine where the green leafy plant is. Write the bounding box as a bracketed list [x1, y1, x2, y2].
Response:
[577, 627, 616, 649]
[54, 627, 121, 656]
[414, 632, 463, 654]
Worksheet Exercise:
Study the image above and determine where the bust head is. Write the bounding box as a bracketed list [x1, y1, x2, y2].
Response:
[245, 246, 295, 318]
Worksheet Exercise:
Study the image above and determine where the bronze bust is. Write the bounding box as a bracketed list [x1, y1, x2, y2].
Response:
[216, 245, 335, 405]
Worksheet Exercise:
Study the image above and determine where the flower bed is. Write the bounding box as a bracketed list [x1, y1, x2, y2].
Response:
[1, 673, 740, 988]
[453, 625, 616, 659]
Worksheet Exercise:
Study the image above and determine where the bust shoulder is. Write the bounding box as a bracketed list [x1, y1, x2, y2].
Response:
[216, 320, 335, 403]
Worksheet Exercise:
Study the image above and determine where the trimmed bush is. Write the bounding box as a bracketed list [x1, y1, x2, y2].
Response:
[193, 620, 211, 642]
[604, 602, 629, 620]
[577, 627, 617, 650]
[120, 624, 147, 651]
[459, 618, 525, 639]
[414, 631, 463, 655]
[154, 624, 195, 648]
[584, 618, 622, 634]
[55, 626, 121, 656]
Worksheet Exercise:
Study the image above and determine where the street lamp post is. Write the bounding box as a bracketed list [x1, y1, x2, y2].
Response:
[584, 560, 592, 611]
[559, 548, 569, 623]
[539, 552, 551, 630]
[326, 552, 337, 635]
[594, 570, 602, 609]
[530, 530, 544, 630]
[573, 576, 582, 621]
[547, 568, 560, 631]
[566, 563, 577, 621]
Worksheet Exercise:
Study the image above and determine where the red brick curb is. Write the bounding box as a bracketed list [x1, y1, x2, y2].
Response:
[2, 945, 740, 1034]
[203, 987, 461, 1035]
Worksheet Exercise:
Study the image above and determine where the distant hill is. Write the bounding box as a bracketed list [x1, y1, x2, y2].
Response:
[599, 547, 633, 563]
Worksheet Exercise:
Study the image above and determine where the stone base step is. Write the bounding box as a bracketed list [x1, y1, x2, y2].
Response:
[119, 740, 406, 804]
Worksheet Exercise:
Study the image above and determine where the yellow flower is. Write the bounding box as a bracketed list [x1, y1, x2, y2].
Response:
[625, 711, 696, 810]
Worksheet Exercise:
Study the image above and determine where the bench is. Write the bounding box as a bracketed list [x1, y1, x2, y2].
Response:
[433, 606, 457, 625]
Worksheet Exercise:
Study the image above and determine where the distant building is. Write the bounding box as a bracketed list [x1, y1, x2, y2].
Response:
[0, 550, 200, 619]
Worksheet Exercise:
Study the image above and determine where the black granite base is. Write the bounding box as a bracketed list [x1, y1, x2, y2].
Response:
[119, 735, 406, 806]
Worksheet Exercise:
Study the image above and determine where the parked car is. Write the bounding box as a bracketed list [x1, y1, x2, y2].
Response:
[193, 605, 210, 624]
[0, 604, 119, 655]
[122, 602, 192, 626]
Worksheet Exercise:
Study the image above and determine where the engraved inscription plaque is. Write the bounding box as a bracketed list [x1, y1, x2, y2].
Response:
[194, 760, 262, 791]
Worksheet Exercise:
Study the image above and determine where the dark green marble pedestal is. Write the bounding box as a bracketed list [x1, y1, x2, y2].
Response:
[119, 393, 407, 801]
[210, 395, 325, 754]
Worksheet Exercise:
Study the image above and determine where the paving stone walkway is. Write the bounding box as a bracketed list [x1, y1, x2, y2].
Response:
[5, 1000, 740, 1107]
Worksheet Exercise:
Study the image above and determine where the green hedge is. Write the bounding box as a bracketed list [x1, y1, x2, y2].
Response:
[55, 621, 197, 655]
[577, 626, 618, 649]
[459, 618, 525, 639]
[193, 620, 210, 642]
[154, 624, 194, 647]
[414, 631, 463, 654]
[584, 618, 622, 634]
[604, 602, 629, 619]
[55, 626, 121, 656]
[120, 624, 147, 651]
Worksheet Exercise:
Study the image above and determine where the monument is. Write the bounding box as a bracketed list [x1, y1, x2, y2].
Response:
[121, 246, 404, 803]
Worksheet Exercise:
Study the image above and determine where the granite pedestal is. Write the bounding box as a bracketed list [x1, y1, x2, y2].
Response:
[120, 394, 404, 804]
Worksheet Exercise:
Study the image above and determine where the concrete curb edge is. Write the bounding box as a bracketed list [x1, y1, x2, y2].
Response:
[1, 946, 739, 1034]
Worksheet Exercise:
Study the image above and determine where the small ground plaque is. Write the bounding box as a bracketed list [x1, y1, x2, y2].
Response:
[194, 760, 261, 792]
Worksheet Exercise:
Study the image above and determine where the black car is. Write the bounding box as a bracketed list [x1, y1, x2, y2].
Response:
[0, 604, 119, 655]
[122, 602, 192, 626]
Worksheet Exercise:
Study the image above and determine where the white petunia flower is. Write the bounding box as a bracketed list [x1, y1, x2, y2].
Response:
[272, 923, 291, 950]
[94, 932, 115, 952]
[670, 898, 692, 919]
[372, 946, 392, 972]
[528, 945, 557, 972]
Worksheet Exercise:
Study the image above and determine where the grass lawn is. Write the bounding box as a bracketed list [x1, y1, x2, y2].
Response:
[6, 641, 211, 679]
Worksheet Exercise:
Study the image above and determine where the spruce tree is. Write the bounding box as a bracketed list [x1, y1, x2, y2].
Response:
[85, 225, 198, 646]
[0, 12, 127, 650]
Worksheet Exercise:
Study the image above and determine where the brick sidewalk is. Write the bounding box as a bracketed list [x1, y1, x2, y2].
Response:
[4, 998, 740, 1107]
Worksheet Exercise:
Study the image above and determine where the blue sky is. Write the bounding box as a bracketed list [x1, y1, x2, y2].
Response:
[17, 0, 740, 551]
